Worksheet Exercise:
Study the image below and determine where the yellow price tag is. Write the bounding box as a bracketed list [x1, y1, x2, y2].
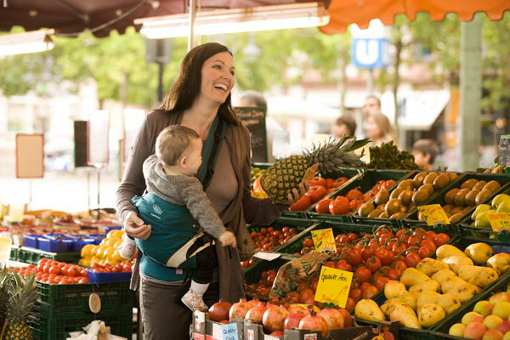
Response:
[418, 204, 450, 225]
[488, 212, 510, 232]
[314, 266, 353, 308]
[310, 228, 336, 252]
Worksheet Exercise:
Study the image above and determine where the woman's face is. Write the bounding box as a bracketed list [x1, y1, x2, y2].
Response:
[200, 52, 235, 105]
[365, 116, 383, 140]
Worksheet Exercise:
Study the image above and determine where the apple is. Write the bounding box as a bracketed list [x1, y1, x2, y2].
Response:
[497, 321, 510, 334]
[449, 323, 466, 337]
[464, 321, 487, 340]
[463, 312, 485, 325]
[493, 302, 510, 319]
[490, 293, 510, 304]
[485, 315, 504, 330]
[483, 329, 504, 340]
[475, 301, 495, 316]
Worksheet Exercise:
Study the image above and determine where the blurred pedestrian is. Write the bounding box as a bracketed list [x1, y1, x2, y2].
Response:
[364, 112, 396, 146]
[332, 115, 357, 139]
[412, 139, 439, 171]
[362, 95, 382, 118]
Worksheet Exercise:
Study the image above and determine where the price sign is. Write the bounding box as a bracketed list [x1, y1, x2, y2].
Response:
[311, 228, 336, 252]
[314, 266, 353, 308]
[488, 212, 510, 231]
[418, 204, 450, 225]
[212, 322, 238, 340]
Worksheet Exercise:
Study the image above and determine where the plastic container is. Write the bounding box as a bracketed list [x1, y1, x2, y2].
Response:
[36, 281, 134, 311]
[86, 270, 132, 284]
[30, 306, 132, 340]
[23, 234, 39, 249]
[9, 246, 81, 265]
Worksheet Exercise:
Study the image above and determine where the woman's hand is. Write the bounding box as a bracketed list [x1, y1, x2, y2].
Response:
[287, 182, 309, 206]
[124, 211, 152, 240]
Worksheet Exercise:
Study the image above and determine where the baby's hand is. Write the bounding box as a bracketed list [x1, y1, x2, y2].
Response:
[219, 231, 237, 248]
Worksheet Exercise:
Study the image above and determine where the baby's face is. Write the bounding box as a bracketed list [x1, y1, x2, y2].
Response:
[180, 138, 203, 176]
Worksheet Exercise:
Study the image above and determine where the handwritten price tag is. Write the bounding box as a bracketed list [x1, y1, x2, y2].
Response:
[314, 266, 353, 308]
[488, 212, 510, 231]
[310, 228, 336, 252]
[418, 204, 450, 225]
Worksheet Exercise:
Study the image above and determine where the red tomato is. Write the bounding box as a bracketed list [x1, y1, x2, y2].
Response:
[349, 288, 362, 302]
[289, 195, 312, 212]
[325, 178, 336, 189]
[433, 233, 450, 246]
[49, 265, 61, 275]
[121, 262, 132, 272]
[66, 266, 79, 277]
[346, 188, 364, 201]
[335, 260, 352, 272]
[308, 177, 326, 187]
[366, 256, 382, 273]
[418, 245, 434, 258]
[405, 252, 422, 268]
[373, 276, 389, 291]
[376, 248, 394, 266]
[392, 260, 408, 276]
[347, 248, 363, 266]
[354, 267, 371, 283]
[387, 268, 400, 280]
[361, 283, 379, 299]
[305, 185, 328, 203]
[78, 277, 89, 284]
[315, 199, 332, 214]
[329, 196, 351, 215]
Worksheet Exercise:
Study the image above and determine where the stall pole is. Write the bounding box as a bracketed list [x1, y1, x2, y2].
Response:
[459, 14, 482, 171]
[187, 0, 197, 51]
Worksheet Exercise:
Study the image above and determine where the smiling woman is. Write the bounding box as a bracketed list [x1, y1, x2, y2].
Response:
[115, 42, 304, 339]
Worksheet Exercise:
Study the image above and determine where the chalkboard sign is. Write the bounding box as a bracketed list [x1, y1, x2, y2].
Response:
[235, 106, 268, 162]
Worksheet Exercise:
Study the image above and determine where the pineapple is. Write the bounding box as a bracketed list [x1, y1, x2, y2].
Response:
[260, 137, 368, 204]
[3, 272, 37, 340]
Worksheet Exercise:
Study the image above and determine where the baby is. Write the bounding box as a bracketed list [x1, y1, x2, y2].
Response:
[118, 125, 236, 311]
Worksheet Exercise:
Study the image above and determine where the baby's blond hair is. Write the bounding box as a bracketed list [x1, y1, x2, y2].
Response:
[155, 126, 199, 166]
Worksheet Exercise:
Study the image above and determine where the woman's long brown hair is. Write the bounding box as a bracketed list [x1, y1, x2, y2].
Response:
[160, 42, 240, 125]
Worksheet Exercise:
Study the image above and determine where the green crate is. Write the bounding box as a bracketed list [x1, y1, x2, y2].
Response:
[30, 308, 133, 340]
[458, 225, 510, 243]
[406, 172, 510, 223]
[36, 281, 134, 312]
[308, 169, 415, 224]
[10, 246, 81, 265]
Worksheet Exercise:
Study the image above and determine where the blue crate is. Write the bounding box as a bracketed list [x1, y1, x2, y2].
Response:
[23, 234, 39, 249]
[86, 270, 131, 284]
[104, 226, 123, 234]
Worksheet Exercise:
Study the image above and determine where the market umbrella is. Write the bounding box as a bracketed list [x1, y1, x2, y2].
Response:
[321, 0, 510, 33]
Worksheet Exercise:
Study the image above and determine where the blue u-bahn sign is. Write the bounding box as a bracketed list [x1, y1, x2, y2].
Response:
[352, 38, 389, 69]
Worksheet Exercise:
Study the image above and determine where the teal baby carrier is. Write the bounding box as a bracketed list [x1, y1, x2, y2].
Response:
[134, 118, 224, 282]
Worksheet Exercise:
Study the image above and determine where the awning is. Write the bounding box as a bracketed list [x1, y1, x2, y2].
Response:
[398, 90, 450, 130]
[321, 0, 510, 34]
[0, 0, 313, 37]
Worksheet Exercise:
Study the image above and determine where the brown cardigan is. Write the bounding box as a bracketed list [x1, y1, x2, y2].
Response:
[116, 109, 281, 302]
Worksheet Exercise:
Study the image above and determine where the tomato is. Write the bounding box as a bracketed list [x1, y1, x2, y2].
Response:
[329, 196, 351, 215]
[346, 188, 364, 201]
[335, 260, 352, 272]
[121, 262, 132, 272]
[315, 199, 332, 214]
[65, 266, 79, 277]
[375, 248, 393, 266]
[424, 231, 437, 242]
[407, 235, 421, 247]
[387, 268, 399, 280]
[373, 276, 389, 291]
[305, 185, 328, 203]
[335, 234, 350, 244]
[333, 177, 348, 188]
[395, 228, 409, 240]
[347, 248, 363, 266]
[308, 177, 326, 188]
[354, 267, 371, 283]
[349, 288, 362, 302]
[392, 259, 408, 275]
[346, 233, 359, 243]
[418, 245, 434, 258]
[303, 238, 314, 248]
[49, 265, 61, 275]
[412, 228, 427, 239]
[405, 252, 421, 268]
[361, 283, 379, 299]
[325, 178, 336, 188]
[362, 246, 375, 260]
[289, 195, 312, 212]
[421, 239, 437, 252]
[433, 233, 450, 246]
[366, 256, 382, 273]
[349, 199, 362, 211]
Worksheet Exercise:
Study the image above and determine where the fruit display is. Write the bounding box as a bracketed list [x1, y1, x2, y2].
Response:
[358, 171, 458, 220]
[480, 164, 506, 174]
[0, 269, 38, 339]
[206, 298, 353, 337]
[470, 193, 510, 230]
[447, 284, 510, 339]
[260, 137, 368, 204]
[34, 259, 90, 285]
[78, 229, 131, 268]
[250, 226, 299, 251]
[368, 142, 419, 170]
[251, 166, 267, 184]
[416, 176, 504, 224]
[8, 264, 37, 278]
[354, 241, 510, 329]
[290, 175, 350, 211]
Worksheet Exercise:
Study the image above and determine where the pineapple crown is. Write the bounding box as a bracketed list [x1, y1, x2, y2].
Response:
[4, 272, 38, 323]
[304, 137, 369, 176]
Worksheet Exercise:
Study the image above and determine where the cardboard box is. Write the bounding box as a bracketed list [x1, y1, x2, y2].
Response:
[193, 311, 244, 340]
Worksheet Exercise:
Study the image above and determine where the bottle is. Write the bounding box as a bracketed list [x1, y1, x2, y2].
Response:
[498, 135, 510, 169]
[0, 231, 12, 265]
